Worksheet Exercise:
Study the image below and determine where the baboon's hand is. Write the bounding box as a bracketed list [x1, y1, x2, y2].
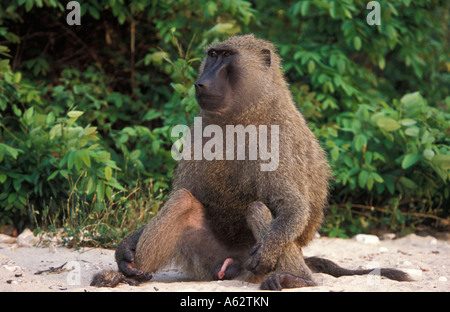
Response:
[247, 242, 279, 275]
[115, 228, 152, 282]
[117, 247, 152, 282]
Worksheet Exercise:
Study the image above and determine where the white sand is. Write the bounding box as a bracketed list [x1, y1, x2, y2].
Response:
[0, 233, 448, 292]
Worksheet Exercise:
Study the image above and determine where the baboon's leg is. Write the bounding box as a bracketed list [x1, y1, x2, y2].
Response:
[246, 202, 315, 290]
[133, 189, 206, 274]
[175, 227, 244, 281]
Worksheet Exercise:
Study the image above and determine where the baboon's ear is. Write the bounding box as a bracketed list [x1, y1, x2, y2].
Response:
[261, 49, 271, 68]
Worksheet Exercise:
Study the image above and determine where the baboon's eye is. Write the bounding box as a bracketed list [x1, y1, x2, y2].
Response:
[223, 51, 231, 57]
[208, 50, 217, 57]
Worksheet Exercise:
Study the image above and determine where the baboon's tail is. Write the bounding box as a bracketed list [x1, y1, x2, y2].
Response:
[304, 256, 413, 282]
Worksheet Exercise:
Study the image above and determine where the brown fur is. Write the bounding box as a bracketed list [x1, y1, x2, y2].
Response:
[91, 35, 410, 290]
[138, 34, 330, 289]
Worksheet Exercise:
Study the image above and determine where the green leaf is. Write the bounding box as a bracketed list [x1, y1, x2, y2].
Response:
[67, 152, 75, 171]
[399, 119, 416, 126]
[400, 92, 422, 106]
[86, 177, 95, 195]
[171, 83, 185, 94]
[105, 166, 112, 181]
[8, 193, 17, 204]
[24, 107, 34, 124]
[331, 146, 339, 161]
[377, 117, 400, 131]
[83, 127, 97, 136]
[74, 151, 83, 171]
[96, 181, 105, 199]
[423, 149, 435, 160]
[385, 176, 395, 195]
[358, 170, 369, 188]
[67, 110, 84, 119]
[404, 126, 419, 137]
[206, 1, 218, 16]
[46, 112, 55, 125]
[366, 174, 374, 191]
[151, 141, 160, 155]
[13, 179, 21, 192]
[353, 36, 362, 51]
[106, 186, 112, 199]
[130, 149, 141, 161]
[307, 60, 315, 74]
[399, 176, 418, 189]
[89, 6, 100, 19]
[354, 134, 367, 152]
[378, 57, 385, 70]
[372, 172, 384, 183]
[47, 171, 59, 181]
[433, 154, 450, 170]
[402, 154, 420, 169]
[301, 1, 310, 16]
[79, 150, 91, 167]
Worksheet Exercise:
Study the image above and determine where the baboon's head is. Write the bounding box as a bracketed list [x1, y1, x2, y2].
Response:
[195, 34, 284, 116]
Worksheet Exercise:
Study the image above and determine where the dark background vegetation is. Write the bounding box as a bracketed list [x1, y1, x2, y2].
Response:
[0, 0, 449, 247]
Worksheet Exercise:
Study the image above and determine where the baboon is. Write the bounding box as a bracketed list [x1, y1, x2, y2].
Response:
[91, 34, 411, 290]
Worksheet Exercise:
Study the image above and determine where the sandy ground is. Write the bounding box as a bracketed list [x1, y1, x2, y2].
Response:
[0, 233, 448, 292]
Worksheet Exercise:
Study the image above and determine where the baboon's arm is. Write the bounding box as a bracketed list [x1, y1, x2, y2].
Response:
[247, 190, 310, 275]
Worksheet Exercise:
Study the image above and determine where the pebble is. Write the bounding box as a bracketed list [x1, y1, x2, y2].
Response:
[353, 234, 380, 245]
[0, 234, 17, 244]
[438, 276, 447, 282]
[397, 260, 413, 267]
[379, 247, 389, 253]
[381, 233, 396, 240]
[6, 280, 18, 285]
[4, 265, 21, 272]
[17, 228, 39, 248]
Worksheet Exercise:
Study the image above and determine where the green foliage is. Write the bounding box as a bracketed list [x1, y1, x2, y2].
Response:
[331, 91, 449, 196]
[0, 68, 122, 228]
[321, 92, 449, 236]
[0, 0, 448, 244]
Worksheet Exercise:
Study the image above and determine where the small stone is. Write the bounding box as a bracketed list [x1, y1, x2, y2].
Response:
[17, 228, 39, 248]
[4, 265, 21, 272]
[6, 280, 18, 285]
[0, 234, 17, 244]
[49, 284, 68, 291]
[397, 260, 413, 267]
[353, 234, 380, 245]
[379, 247, 389, 253]
[381, 233, 396, 240]
[438, 276, 447, 282]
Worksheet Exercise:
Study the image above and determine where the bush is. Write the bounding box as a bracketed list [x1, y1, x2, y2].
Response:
[0, 0, 448, 245]
[321, 91, 449, 237]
